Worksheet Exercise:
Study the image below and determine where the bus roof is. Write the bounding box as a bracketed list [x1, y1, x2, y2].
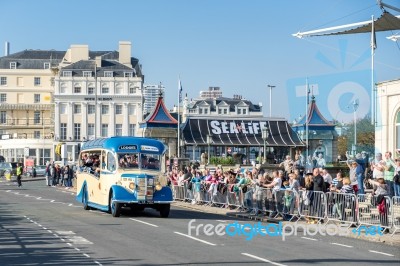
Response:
[80, 137, 166, 154]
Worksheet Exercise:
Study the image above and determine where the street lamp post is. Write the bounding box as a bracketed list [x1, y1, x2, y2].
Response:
[267, 85, 276, 117]
[261, 128, 269, 164]
[206, 135, 212, 165]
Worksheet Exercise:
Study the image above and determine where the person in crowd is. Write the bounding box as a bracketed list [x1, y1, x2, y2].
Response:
[322, 169, 332, 192]
[315, 153, 326, 168]
[346, 160, 359, 194]
[371, 153, 384, 179]
[330, 172, 344, 192]
[383, 151, 396, 198]
[368, 177, 390, 232]
[50, 163, 57, 187]
[305, 155, 314, 174]
[64, 165, 74, 188]
[263, 170, 283, 218]
[394, 159, 400, 197]
[312, 167, 324, 192]
[45, 161, 52, 186]
[279, 155, 294, 178]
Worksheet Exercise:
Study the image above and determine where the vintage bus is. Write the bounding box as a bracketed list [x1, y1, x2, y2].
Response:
[75, 136, 173, 217]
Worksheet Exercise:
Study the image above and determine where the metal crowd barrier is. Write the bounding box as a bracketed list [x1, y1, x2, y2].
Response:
[227, 187, 243, 210]
[391, 196, 400, 236]
[326, 192, 357, 226]
[298, 190, 327, 224]
[357, 194, 392, 231]
[172, 185, 186, 201]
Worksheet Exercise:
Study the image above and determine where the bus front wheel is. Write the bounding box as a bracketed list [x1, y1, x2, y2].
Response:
[109, 192, 121, 217]
[159, 204, 170, 218]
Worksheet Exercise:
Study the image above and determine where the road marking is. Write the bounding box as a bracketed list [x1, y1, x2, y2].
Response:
[241, 253, 288, 266]
[55, 231, 75, 235]
[331, 243, 353, 248]
[94, 260, 102, 265]
[368, 250, 394, 257]
[174, 232, 217, 246]
[83, 253, 90, 258]
[67, 243, 72, 246]
[216, 220, 227, 222]
[129, 218, 159, 227]
[301, 237, 317, 241]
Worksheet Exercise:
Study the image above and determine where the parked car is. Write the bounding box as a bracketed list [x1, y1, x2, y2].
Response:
[0, 162, 18, 177]
[34, 165, 47, 176]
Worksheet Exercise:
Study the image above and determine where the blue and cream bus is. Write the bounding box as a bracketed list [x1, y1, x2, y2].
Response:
[75, 136, 173, 217]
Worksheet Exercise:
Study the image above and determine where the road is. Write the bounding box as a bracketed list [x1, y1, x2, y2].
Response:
[0, 179, 399, 266]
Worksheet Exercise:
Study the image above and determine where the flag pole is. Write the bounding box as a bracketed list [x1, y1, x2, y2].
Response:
[177, 77, 181, 158]
[371, 15, 375, 126]
[305, 78, 309, 170]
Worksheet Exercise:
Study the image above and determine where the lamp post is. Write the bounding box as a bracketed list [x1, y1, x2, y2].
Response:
[262, 128, 269, 164]
[206, 134, 212, 165]
[352, 99, 359, 156]
[267, 85, 275, 117]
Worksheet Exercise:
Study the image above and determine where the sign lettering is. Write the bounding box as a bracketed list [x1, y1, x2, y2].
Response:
[119, 145, 137, 150]
[209, 120, 268, 135]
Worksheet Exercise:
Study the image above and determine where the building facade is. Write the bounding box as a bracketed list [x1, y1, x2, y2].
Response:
[53, 42, 144, 162]
[0, 49, 64, 165]
[375, 78, 400, 156]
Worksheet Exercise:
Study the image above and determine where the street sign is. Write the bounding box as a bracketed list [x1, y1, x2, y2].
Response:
[24, 147, 29, 157]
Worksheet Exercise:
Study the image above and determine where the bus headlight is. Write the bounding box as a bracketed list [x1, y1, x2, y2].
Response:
[155, 182, 162, 191]
[129, 182, 135, 190]
[148, 179, 154, 186]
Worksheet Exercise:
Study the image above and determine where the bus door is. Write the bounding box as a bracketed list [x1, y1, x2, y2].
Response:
[100, 150, 117, 204]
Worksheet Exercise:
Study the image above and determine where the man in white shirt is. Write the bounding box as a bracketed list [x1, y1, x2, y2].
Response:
[371, 153, 384, 179]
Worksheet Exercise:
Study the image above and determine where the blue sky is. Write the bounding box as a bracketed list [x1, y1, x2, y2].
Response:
[1, 0, 399, 122]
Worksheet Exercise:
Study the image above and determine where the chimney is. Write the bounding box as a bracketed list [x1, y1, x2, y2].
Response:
[69, 44, 89, 63]
[95, 56, 102, 68]
[5, 42, 9, 56]
[119, 41, 132, 67]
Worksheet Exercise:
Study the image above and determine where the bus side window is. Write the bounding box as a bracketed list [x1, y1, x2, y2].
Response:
[107, 151, 116, 172]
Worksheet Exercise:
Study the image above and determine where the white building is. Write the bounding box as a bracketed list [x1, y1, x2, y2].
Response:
[143, 83, 165, 116]
[53, 41, 144, 162]
[375, 78, 400, 156]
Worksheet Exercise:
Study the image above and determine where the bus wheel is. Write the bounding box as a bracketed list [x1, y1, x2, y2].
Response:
[110, 194, 121, 217]
[83, 187, 90, 210]
[159, 204, 170, 218]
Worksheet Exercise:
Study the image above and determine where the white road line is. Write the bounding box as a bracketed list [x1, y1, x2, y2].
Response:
[94, 261, 102, 265]
[368, 250, 394, 257]
[75, 247, 81, 251]
[216, 220, 227, 222]
[83, 253, 90, 258]
[331, 243, 353, 248]
[129, 218, 159, 227]
[241, 253, 288, 266]
[301, 237, 317, 241]
[173, 232, 217, 246]
[67, 243, 72, 246]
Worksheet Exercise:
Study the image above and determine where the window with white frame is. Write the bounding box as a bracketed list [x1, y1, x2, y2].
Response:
[218, 109, 222, 115]
[10, 62, 16, 69]
[104, 71, 113, 77]
[204, 108, 208, 114]
[63, 71, 72, 77]
[87, 124, 95, 136]
[129, 86, 136, 94]
[60, 83, 67, 94]
[124, 72, 133, 78]
[74, 85, 81, 93]
[102, 85, 109, 94]
[0, 94, 6, 102]
[34, 131, 41, 139]
[128, 104, 136, 115]
[74, 123, 81, 140]
[0, 111, 6, 124]
[60, 103, 67, 114]
[33, 111, 40, 125]
[237, 109, 241, 115]
[88, 86, 94, 94]
[101, 105, 109, 115]
[223, 109, 227, 114]
[0, 77, 6, 86]
[243, 109, 247, 114]
[101, 124, 108, 137]
[129, 124, 135, 136]
[34, 94, 40, 103]
[115, 84, 123, 94]
[115, 124, 122, 136]
[199, 109, 203, 114]
[115, 104, 122, 115]
[44, 63, 50, 69]
[83, 71, 92, 77]
[60, 123, 67, 140]
[88, 105, 95, 114]
[34, 77, 41, 86]
[74, 104, 81, 114]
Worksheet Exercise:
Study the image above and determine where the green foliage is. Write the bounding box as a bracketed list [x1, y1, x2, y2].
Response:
[209, 156, 235, 165]
[340, 115, 375, 155]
